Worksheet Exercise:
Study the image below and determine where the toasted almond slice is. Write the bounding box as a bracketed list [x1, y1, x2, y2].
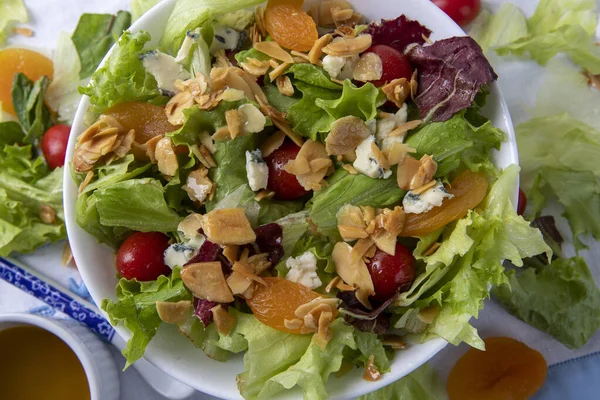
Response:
[232, 261, 266, 285]
[61, 241, 74, 267]
[338, 225, 369, 241]
[285, 155, 311, 175]
[40, 204, 56, 224]
[178, 213, 203, 238]
[410, 69, 419, 100]
[181, 262, 234, 303]
[383, 206, 405, 235]
[223, 245, 239, 264]
[225, 109, 242, 139]
[383, 142, 416, 166]
[260, 130, 286, 157]
[381, 335, 406, 349]
[410, 155, 437, 190]
[342, 164, 357, 174]
[255, 5, 267, 36]
[325, 115, 371, 156]
[370, 142, 390, 170]
[351, 237, 375, 263]
[291, 50, 311, 62]
[227, 271, 253, 295]
[240, 60, 270, 76]
[202, 208, 257, 245]
[371, 229, 397, 255]
[382, 78, 410, 108]
[13, 26, 33, 37]
[417, 305, 440, 324]
[310, 158, 332, 171]
[308, 34, 332, 64]
[211, 305, 237, 335]
[423, 242, 441, 257]
[212, 126, 231, 141]
[249, 23, 262, 44]
[155, 137, 179, 176]
[284, 318, 304, 330]
[276, 75, 295, 96]
[78, 170, 94, 193]
[361, 206, 376, 224]
[412, 179, 437, 195]
[389, 120, 422, 137]
[156, 300, 192, 324]
[363, 355, 382, 381]
[353, 52, 383, 82]
[332, 242, 375, 303]
[190, 144, 217, 168]
[314, 310, 333, 349]
[255, 189, 275, 201]
[396, 155, 422, 190]
[268, 62, 292, 81]
[269, 59, 280, 69]
[247, 253, 272, 275]
[325, 276, 341, 293]
[322, 34, 372, 57]
[295, 297, 339, 318]
[254, 41, 294, 64]
[271, 118, 304, 147]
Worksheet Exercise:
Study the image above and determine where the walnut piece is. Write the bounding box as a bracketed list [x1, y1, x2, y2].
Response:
[201, 208, 256, 245]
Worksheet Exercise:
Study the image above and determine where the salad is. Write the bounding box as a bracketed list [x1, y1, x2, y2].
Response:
[70, 0, 550, 398]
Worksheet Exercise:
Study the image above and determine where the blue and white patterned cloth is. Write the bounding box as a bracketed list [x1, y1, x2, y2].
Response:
[2, 1, 599, 399]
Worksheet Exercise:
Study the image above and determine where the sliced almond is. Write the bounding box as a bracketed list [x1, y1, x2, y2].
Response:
[370, 141, 390, 170]
[410, 155, 437, 190]
[284, 318, 304, 330]
[417, 305, 440, 324]
[240, 59, 270, 76]
[254, 41, 294, 64]
[314, 310, 333, 349]
[268, 62, 292, 81]
[201, 208, 256, 245]
[338, 225, 369, 240]
[396, 155, 422, 191]
[156, 300, 192, 324]
[223, 245, 239, 265]
[383, 142, 416, 166]
[212, 126, 232, 142]
[342, 164, 357, 174]
[283, 140, 331, 190]
[181, 262, 234, 303]
[423, 242, 441, 257]
[276, 75, 295, 96]
[211, 305, 237, 335]
[178, 213, 203, 238]
[313, 0, 353, 27]
[363, 355, 381, 381]
[155, 137, 179, 176]
[271, 118, 304, 147]
[308, 34, 332, 64]
[325, 116, 371, 156]
[78, 170, 94, 193]
[382, 78, 410, 108]
[382, 335, 406, 349]
[352, 53, 383, 82]
[325, 276, 342, 293]
[322, 34, 372, 57]
[371, 229, 396, 255]
[61, 241, 74, 267]
[410, 69, 419, 100]
[40, 204, 56, 224]
[190, 144, 217, 169]
[412, 179, 437, 195]
[389, 120, 422, 138]
[225, 109, 242, 139]
[238, 103, 267, 133]
[165, 90, 194, 126]
[255, 5, 267, 36]
[332, 242, 375, 307]
[260, 130, 286, 157]
[227, 271, 253, 295]
[382, 206, 405, 235]
[351, 237, 375, 262]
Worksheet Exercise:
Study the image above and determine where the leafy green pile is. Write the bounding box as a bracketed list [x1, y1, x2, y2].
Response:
[471, 0, 600, 349]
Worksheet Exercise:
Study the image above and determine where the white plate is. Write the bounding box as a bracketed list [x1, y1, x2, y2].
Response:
[64, 1, 517, 398]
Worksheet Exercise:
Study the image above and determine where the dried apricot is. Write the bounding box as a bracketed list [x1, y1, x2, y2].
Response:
[401, 170, 489, 237]
[247, 277, 321, 334]
[447, 337, 547, 400]
[265, 0, 318, 52]
[104, 102, 178, 144]
[0, 48, 53, 115]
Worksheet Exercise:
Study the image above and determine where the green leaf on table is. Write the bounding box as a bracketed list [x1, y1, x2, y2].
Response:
[494, 256, 600, 349]
[71, 11, 132, 79]
[11, 73, 52, 144]
[0, 0, 27, 46]
[101, 267, 192, 368]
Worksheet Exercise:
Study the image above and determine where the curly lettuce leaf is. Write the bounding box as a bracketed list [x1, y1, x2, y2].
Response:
[78, 154, 152, 194]
[0, 0, 27, 46]
[528, 168, 600, 250]
[309, 169, 405, 238]
[71, 11, 132, 79]
[76, 191, 131, 248]
[80, 30, 167, 113]
[494, 256, 600, 349]
[399, 165, 550, 348]
[406, 111, 504, 178]
[286, 64, 342, 91]
[528, 0, 597, 36]
[160, 0, 265, 54]
[237, 316, 356, 400]
[286, 81, 339, 140]
[131, 0, 161, 21]
[469, 3, 528, 52]
[353, 329, 391, 373]
[101, 267, 192, 367]
[315, 80, 382, 121]
[357, 363, 446, 400]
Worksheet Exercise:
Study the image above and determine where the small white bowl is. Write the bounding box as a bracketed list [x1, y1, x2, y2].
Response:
[0, 313, 120, 400]
[64, 0, 517, 398]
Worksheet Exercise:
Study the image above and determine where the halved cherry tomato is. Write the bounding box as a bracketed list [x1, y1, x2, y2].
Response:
[264, 140, 309, 200]
[116, 232, 171, 281]
[41, 124, 70, 170]
[431, 0, 481, 27]
[363, 45, 413, 87]
[367, 243, 415, 302]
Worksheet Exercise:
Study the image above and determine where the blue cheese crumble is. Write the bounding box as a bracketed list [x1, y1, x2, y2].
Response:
[245, 149, 269, 191]
[403, 180, 454, 214]
[285, 252, 322, 290]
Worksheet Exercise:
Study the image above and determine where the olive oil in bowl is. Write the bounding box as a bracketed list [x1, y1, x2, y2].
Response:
[0, 325, 91, 400]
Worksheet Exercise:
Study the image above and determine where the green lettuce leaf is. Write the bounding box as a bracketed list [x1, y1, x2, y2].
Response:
[353, 330, 391, 373]
[286, 81, 339, 140]
[160, 0, 265, 54]
[78, 154, 152, 194]
[0, 0, 27, 46]
[309, 169, 405, 238]
[11, 73, 52, 144]
[528, 168, 600, 250]
[398, 165, 550, 348]
[406, 112, 504, 177]
[76, 191, 131, 248]
[262, 84, 299, 114]
[493, 256, 600, 349]
[357, 363, 446, 400]
[468, 3, 528, 52]
[131, 0, 161, 21]
[101, 267, 192, 367]
[315, 80, 382, 121]
[177, 313, 232, 361]
[274, 211, 309, 256]
[237, 317, 356, 400]
[0, 121, 24, 146]
[71, 11, 132, 79]
[286, 64, 342, 90]
[80, 30, 167, 113]
[93, 178, 181, 233]
[528, 0, 598, 36]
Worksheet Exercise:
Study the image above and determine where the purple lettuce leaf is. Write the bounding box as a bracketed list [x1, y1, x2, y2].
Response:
[365, 15, 431, 53]
[336, 291, 397, 335]
[406, 36, 498, 122]
[193, 297, 219, 327]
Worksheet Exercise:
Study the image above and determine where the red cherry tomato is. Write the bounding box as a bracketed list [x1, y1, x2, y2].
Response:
[517, 188, 527, 216]
[431, 0, 481, 27]
[367, 243, 416, 303]
[363, 45, 413, 87]
[264, 140, 309, 200]
[116, 232, 171, 281]
[41, 124, 70, 170]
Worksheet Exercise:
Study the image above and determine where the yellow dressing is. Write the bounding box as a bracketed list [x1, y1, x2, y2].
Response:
[0, 326, 91, 400]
